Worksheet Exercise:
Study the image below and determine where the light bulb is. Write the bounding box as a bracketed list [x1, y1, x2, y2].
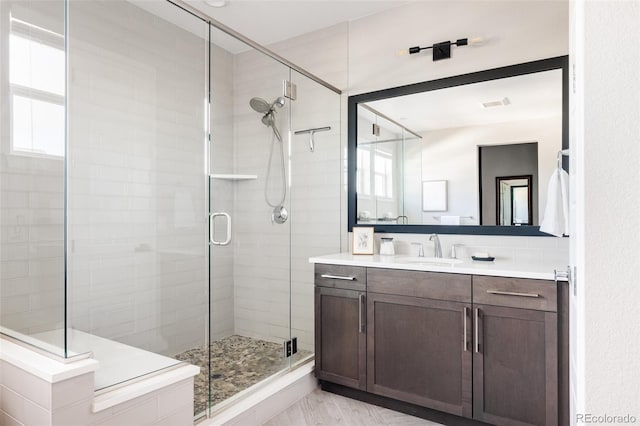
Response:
[204, 0, 227, 7]
[469, 36, 485, 46]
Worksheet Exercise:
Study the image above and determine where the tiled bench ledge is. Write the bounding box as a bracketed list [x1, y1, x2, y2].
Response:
[0, 336, 199, 426]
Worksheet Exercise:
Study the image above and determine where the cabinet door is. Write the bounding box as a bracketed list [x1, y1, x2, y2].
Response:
[315, 286, 366, 390]
[473, 304, 558, 426]
[367, 292, 472, 417]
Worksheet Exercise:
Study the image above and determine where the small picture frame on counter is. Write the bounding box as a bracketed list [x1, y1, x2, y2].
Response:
[352, 227, 374, 255]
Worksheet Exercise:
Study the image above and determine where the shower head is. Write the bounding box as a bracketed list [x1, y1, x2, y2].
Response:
[250, 97, 271, 114]
[250, 96, 286, 115]
[261, 114, 272, 126]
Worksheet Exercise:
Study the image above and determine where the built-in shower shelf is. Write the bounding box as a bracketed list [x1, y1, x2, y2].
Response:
[210, 174, 258, 181]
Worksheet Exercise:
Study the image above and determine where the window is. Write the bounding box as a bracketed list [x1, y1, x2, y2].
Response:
[9, 16, 65, 157]
[357, 148, 371, 196]
[374, 150, 393, 198]
[356, 146, 393, 199]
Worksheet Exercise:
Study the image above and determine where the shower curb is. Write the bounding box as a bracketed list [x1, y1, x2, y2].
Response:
[198, 362, 317, 426]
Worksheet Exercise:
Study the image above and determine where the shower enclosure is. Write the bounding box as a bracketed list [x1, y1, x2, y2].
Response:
[0, 0, 342, 420]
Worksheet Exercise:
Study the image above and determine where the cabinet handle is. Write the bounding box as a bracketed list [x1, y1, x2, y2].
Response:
[463, 306, 469, 352]
[321, 274, 356, 281]
[486, 290, 540, 298]
[358, 294, 365, 333]
[474, 308, 480, 353]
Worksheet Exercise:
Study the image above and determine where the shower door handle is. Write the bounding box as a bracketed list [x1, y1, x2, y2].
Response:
[209, 212, 231, 246]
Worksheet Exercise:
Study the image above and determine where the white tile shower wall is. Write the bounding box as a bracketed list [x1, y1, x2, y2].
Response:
[262, 27, 347, 352]
[0, 1, 66, 340]
[288, 74, 342, 352]
[209, 40, 236, 342]
[0, 157, 65, 336]
[231, 49, 291, 344]
[66, 1, 208, 357]
[229, 26, 346, 352]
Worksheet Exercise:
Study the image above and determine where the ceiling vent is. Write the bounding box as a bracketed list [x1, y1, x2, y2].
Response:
[481, 97, 511, 108]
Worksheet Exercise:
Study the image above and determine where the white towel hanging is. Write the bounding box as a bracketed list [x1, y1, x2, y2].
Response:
[540, 151, 569, 237]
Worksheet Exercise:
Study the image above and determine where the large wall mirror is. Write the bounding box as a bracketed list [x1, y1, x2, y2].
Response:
[347, 56, 568, 236]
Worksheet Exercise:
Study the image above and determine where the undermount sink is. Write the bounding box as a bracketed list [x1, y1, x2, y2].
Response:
[395, 256, 464, 266]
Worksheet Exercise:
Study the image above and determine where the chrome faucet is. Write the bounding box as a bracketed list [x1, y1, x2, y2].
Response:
[429, 234, 442, 258]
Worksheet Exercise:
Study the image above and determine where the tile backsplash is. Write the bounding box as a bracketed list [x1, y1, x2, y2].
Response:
[369, 233, 570, 265]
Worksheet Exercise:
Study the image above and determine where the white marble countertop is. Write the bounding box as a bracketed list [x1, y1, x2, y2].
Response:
[309, 252, 568, 281]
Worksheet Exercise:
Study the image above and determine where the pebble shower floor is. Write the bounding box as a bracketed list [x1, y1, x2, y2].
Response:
[175, 335, 312, 415]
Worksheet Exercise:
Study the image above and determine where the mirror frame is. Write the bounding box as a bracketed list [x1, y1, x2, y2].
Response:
[347, 55, 569, 236]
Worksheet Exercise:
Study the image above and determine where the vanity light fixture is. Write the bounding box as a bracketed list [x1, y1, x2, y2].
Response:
[406, 37, 483, 61]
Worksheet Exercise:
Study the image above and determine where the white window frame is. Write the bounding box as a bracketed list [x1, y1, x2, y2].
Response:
[9, 16, 65, 159]
[357, 146, 395, 200]
[373, 148, 393, 200]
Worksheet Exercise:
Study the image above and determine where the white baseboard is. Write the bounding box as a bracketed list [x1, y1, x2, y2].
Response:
[199, 362, 318, 426]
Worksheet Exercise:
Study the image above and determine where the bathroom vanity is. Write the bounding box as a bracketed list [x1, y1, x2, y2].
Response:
[311, 254, 569, 426]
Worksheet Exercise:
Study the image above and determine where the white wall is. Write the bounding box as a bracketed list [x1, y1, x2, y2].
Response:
[348, 1, 569, 95]
[418, 116, 561, 225]
[573, 0, 640, 420]
[272, 1, 569, 258]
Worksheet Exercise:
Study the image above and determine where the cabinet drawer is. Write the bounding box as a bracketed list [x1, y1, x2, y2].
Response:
[473, 275, 557, 312]
[315, 264, 366, 291]
[367, 268, 471, 303]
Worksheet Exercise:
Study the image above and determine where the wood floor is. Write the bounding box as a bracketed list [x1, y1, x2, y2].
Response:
[263, 389, 442, 425]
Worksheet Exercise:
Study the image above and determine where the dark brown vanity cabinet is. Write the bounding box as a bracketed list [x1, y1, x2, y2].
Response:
[314, 264, 567, 426]
[472, 276, 559, 426]
[314, 264, 367, 390]
[366, 269, 473, 417]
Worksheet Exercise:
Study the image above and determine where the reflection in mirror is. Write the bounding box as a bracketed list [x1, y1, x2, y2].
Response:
[479, 142, 538, 225]
[356, 104, 421, 224]
[353, 64, 563, 230]
[496, 175, 532, 226]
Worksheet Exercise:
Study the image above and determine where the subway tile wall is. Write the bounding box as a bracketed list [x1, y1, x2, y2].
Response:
[231, 50, 293, 345]
[0, 1, 66, 345]
[0, 156, 65, 337]
[0, 359, 194, 426]
[227, 28, 345, 352]
[209, 38, 236, 341]
[66, 1, 209, 356]
[1, 0, 344, 364]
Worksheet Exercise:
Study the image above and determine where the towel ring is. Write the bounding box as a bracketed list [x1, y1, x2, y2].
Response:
[556, 149, 570, 170]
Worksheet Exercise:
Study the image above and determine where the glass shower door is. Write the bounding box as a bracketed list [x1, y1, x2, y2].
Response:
[66, 0, 210, 390]
[289, 70, 342, 367]
[207, 23, 292, 413]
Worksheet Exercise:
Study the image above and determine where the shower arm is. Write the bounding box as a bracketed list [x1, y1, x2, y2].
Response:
[294, 126, 331, 152]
